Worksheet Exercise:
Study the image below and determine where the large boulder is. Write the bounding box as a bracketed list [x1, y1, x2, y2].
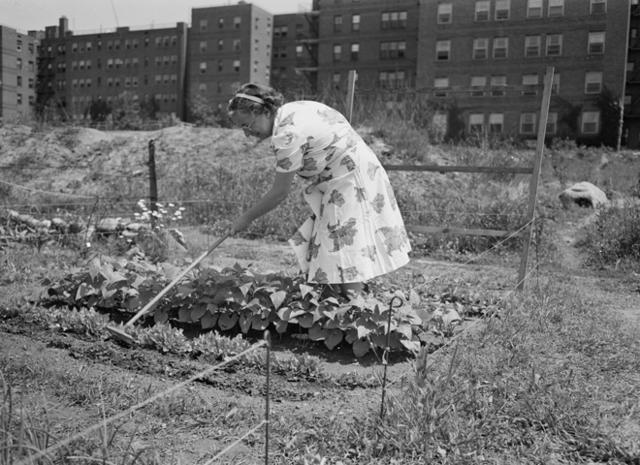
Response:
[559, 182, 609, 208]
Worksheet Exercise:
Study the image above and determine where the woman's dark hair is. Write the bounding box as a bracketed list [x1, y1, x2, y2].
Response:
[227, 82, 285, 115]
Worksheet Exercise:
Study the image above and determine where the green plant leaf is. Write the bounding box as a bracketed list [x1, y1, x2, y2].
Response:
[270, 290, 287, 310]
[356, 325, 371, 339]
[274, 320, 288, 334]
[154, 308, 169, 324]
[239, 311, 252, 334]
[191, 304, 207, 321]
[297, 313, 314, 328]
[75, 282, 97, 300]
[308, 323, 327, 341]
[299, 284, 314, 298]
[352, 339, 370, 357]
[251, 315, 269, 331]
[344, 328, 358, 344]
[400, 339, 421, 353]
[178, 308, 192, 322]
[239, 282, 253, 297]
[218, 312, 238, 331]
[324, 329, 343, 350]
[201, 312, 218, 329]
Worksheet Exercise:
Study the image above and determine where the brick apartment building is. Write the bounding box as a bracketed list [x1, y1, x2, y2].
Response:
[417, 0, 629, 142]
[625, 0, 640, 147]
[6, 0, 640, 146]
[187, 3, 272, 111]
[271, 10, 319, 96]
[0, 25, 40, 120]
[316, 0, 419, 93]
[37, 17, 188, 120]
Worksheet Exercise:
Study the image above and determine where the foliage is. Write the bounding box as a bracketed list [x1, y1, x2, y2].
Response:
[579, 202, 640, 270]
[596, 86, 623, 149]
[42, 253, 430, 357]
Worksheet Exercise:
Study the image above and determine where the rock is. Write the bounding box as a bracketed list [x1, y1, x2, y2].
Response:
[559, 182, 609, 209]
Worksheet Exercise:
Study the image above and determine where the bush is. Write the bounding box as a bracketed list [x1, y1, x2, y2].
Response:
[580, 203, 640, 270]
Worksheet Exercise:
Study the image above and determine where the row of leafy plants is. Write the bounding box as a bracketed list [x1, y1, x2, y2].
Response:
[41, 249, 488, 358]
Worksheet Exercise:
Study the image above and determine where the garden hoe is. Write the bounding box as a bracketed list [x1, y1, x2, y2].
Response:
[106, 232, 231, 345]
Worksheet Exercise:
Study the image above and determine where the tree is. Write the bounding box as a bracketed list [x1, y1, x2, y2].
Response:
[596, 86, 623, 149]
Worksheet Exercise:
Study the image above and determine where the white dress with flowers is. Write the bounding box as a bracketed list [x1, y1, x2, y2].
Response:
[271, 101, 411, 284]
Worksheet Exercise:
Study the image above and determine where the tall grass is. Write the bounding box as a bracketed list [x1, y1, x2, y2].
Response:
[579, 202, 640, 270]
[280, 278, 640, 463]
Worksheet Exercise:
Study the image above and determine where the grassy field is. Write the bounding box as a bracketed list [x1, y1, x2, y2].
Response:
[2, 121, 640, 464]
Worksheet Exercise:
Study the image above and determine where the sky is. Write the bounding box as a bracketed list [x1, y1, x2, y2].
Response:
[0, 0, 313, 32]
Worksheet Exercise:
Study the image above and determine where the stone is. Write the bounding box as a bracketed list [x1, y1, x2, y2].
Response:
[559, 182, 609, 208]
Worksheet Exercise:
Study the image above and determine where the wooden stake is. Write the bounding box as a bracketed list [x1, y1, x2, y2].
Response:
[346, 69, 357, 123]
[517, 66, 554, 290]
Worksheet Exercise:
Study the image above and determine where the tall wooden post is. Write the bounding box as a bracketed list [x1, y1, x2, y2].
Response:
[148, 139, 158, 228]
[346, 69, 357, 123]
[517, 66, 554, 290]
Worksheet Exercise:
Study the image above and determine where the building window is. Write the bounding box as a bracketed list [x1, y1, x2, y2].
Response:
[581, 111, 600, 134]
[489, 113, 504, 133]
[199, 83, 207, 93]
[351, 43, 360, 61]
[546, 34, 563, 56]
[590, 0, 606, 14]
[333, 72, 341, 85]
[493, 37, 508, 58]
[433, 77, 449, 97]
[584, 71, 603, 93]
[334, 15, 343, 32]
[552, 73, 560, 94]
[588, 32, 605, 54]
[219, 18, 224, 28]
[352, 14, 360, 31]
[473, 38, 489, 59]
[522, 74, 539, 95]
[490, 75, 507, 96]
[527, 0, 542, 17]
[333, 44, 342, 61]
[547, 112, 558, 134]
[234, 16, 241, 28]
[233, 60, 240, 72]
[380, 41, 406, 59]
[16, 57, 22, 69]
[16, 76, 22, 87]
[233, 39, 241, 51]
[470, 76, 486, 96]
[525, 35, 541, 57]
[199, 19, 207, 31]
[437, 3, 453, 24]
[475, 1, 490, 21]
[200, 62, 207, 74]
[381, 10, 407, 29]
[495, 0, 510, 20]
[16, 93, 22, 105]
[296, 45, 304, 58]
[520, 113, 537, 134]
[200, 41, 207, 53]
[218, 60, 223, 72]
[548, 0, 564, 17]
[436, 40, 451, 61]
[469, 113, 484, 133]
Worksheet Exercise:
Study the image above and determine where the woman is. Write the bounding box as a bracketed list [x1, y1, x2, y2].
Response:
[227, 83, 411, 296]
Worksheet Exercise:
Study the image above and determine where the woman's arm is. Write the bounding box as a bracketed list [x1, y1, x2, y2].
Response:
[231, 171, 296, 233]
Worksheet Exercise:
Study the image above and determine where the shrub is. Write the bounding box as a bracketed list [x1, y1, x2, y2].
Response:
[580, 203, 640, 270]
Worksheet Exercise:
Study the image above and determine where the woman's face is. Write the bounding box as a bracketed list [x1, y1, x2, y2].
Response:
[231, 109, 273, 140]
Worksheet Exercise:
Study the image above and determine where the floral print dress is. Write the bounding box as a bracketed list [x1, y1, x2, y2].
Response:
[271, 101, 411, 284]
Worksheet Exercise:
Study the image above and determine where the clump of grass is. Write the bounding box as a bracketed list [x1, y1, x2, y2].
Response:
[579, 202, 640, 270]
[274, 278, 640, 463]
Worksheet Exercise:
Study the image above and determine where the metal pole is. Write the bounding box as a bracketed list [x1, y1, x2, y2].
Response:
[517, 66, 554, 290]
[380, 296, 403, 420]
[346, 69, 357, 123]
